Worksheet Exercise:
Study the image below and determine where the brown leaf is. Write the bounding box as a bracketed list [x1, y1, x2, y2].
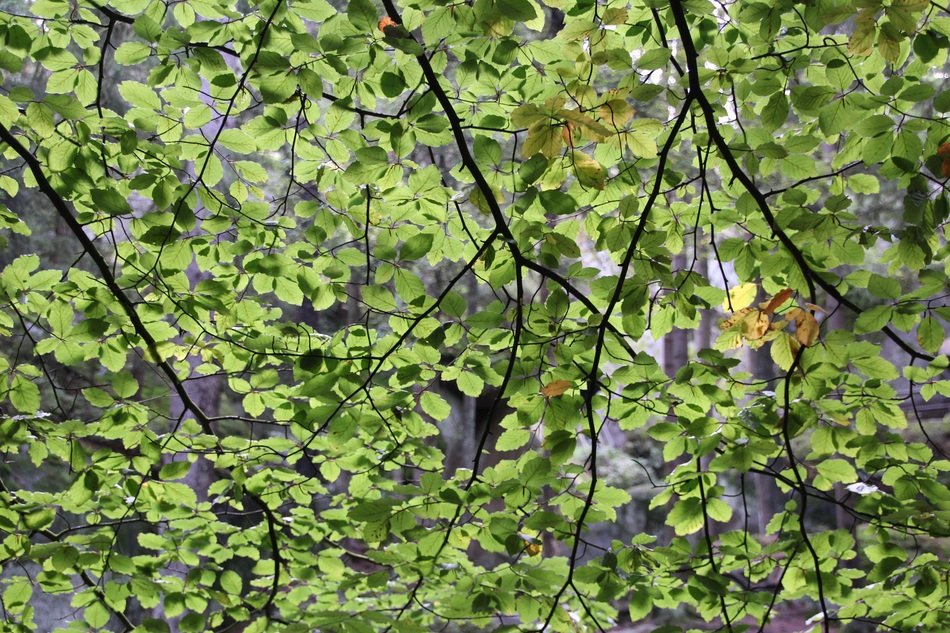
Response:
[762, 288, 793, 316]
[795, 312, 820, 346]
[784, 307, 803, 322]
[937, 142, 950, 158]
[541, 380, 572, 397]
[378, 16, 398, 32]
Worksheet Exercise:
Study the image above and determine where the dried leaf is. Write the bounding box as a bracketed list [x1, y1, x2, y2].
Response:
[742, 310, 771, 341]
[720, 306, 755, 330]
[762, 288, 794, 315]
[794, 311, 820, 346]
[541, 380, 572, 397]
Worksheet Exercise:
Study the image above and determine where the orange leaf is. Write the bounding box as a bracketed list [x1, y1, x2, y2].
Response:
[762, 288, 793, 316]
[561, 122, 574, 147]
[937, 141, 950, 157]
[378, 16, 397, 32]
[541, 380, 572, 397]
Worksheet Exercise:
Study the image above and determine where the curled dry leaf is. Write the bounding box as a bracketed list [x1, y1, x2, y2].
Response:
[378, 16, 398, 31]
[541, 380, 572, 397]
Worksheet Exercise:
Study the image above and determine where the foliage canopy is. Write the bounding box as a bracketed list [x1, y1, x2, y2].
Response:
[0, 0, 949, 631]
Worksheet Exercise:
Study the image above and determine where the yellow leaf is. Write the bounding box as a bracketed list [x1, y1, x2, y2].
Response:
[716, 331, 744, 350]
[523, 121, 563, 159]
[519, 532, 542, 555]
[572, 151, 605, 189]
[848, 10, 877, 57]
[723, 282, 758, 311]
[719, 306, 755, 330]
[742, 310, 771, 341]
[541, 380, 572, 397]
[598, 99, 634, 127]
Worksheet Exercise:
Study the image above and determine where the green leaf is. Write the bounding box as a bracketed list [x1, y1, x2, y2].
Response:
[0, 93, 19, 126]
[456, 372, 484, 397]
[628, 590, 653, 621]
[350, 499, 396, 523]
[816, 459, 858, 484]
[855, 305, 893, 333]
[761, 93, 788, 132]
[347, 0, 377, 31]
[420, 391, 451, 421]
[666, 498, 704, 536]
[84, 603, 110, 628]
[219, 570, 242, 595]
[538, 190, 577, 215]
[217, 129, 257, 154]
[9, 374, 40, 413]
[159, 461, 192, 481]
[118, 80, 160, 110]
[91, 188, 133, 216]
[114, 42, 152, 65]
[868, 274, 900, 299]
[380, 72, 406, 98]
[519, 154, 549, 184]
[917, 316, 944, 354]
[497, 0, 537, 21]
[399, 233, 433, 261]
[770, 334, 798, 371]
[0, 3, 947, 630]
